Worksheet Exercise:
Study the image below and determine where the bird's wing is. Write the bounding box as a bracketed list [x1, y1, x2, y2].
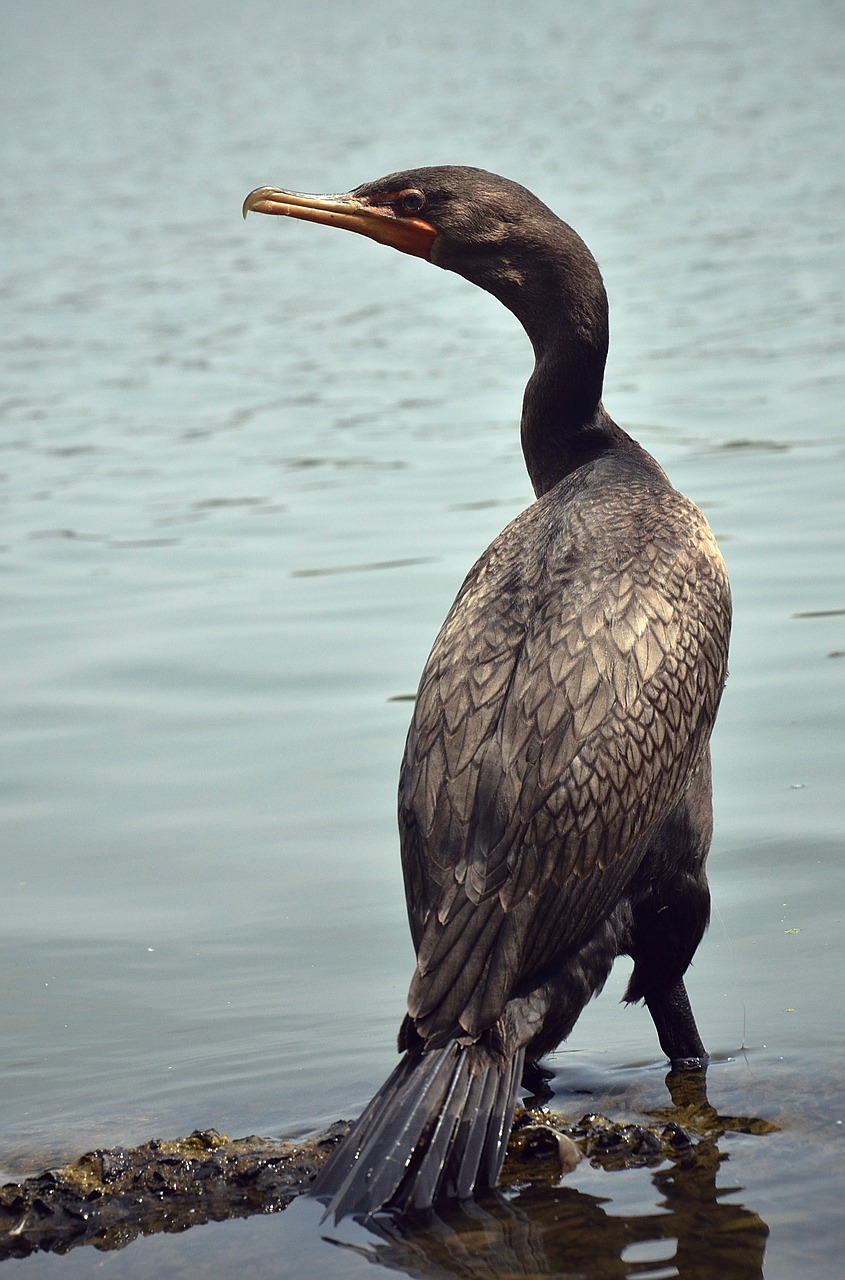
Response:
[399, 484, 731, 1042]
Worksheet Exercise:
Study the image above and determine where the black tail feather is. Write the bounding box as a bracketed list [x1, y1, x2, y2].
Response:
[311, 1041, 524, 1222]
[450, 1058, 498, 1201]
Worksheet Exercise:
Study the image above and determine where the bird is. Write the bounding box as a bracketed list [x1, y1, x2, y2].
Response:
[243, 166, 732, 1221]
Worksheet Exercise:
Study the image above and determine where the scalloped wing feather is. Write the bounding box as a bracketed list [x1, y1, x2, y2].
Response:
[399, 476, 730, 1042]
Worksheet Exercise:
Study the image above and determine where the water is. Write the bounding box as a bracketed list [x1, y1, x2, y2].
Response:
[1, 0, 843, 1274]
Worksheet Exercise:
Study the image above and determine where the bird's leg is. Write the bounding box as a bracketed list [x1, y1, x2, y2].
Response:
[521, 1058, 556, 1103]
[664, 1063, 714, 1116]
[645, 979, 708, 1071]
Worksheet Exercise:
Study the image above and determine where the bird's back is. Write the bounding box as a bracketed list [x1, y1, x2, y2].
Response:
[399, 443, 731, 1051]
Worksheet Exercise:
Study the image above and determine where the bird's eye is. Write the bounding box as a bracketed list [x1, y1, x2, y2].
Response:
[399, 189, 425, 213]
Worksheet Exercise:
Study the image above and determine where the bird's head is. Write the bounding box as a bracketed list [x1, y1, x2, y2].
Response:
[244, 164, 611, 488]
[243, 165, 539, 254]
[243, 166, 601, 330]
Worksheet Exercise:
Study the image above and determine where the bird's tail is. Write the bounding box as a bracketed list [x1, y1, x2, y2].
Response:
[310, 1040, 525, 1222]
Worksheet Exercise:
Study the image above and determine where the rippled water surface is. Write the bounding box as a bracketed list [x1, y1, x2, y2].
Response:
[1, 0, 843, 1275]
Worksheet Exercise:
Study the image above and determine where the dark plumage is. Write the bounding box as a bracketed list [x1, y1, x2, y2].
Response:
[243, 166, 731, 1221]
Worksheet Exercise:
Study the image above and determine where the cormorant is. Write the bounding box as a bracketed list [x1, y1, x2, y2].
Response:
[243, 166, 731, 1221]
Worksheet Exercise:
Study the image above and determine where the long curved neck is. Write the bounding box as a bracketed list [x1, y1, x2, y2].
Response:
[436, 199, 627, 497]
[520, 329, 616, 496]
[479, 225, 620, 497]
[518, 274, 624, 496]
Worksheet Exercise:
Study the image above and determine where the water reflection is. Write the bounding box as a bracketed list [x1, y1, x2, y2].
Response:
[326, 1071, 772, 1280]
[338, 1172, 768, 1280]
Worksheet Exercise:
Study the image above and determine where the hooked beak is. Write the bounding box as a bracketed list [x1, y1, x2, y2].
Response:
[242, 186, 437, 260]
